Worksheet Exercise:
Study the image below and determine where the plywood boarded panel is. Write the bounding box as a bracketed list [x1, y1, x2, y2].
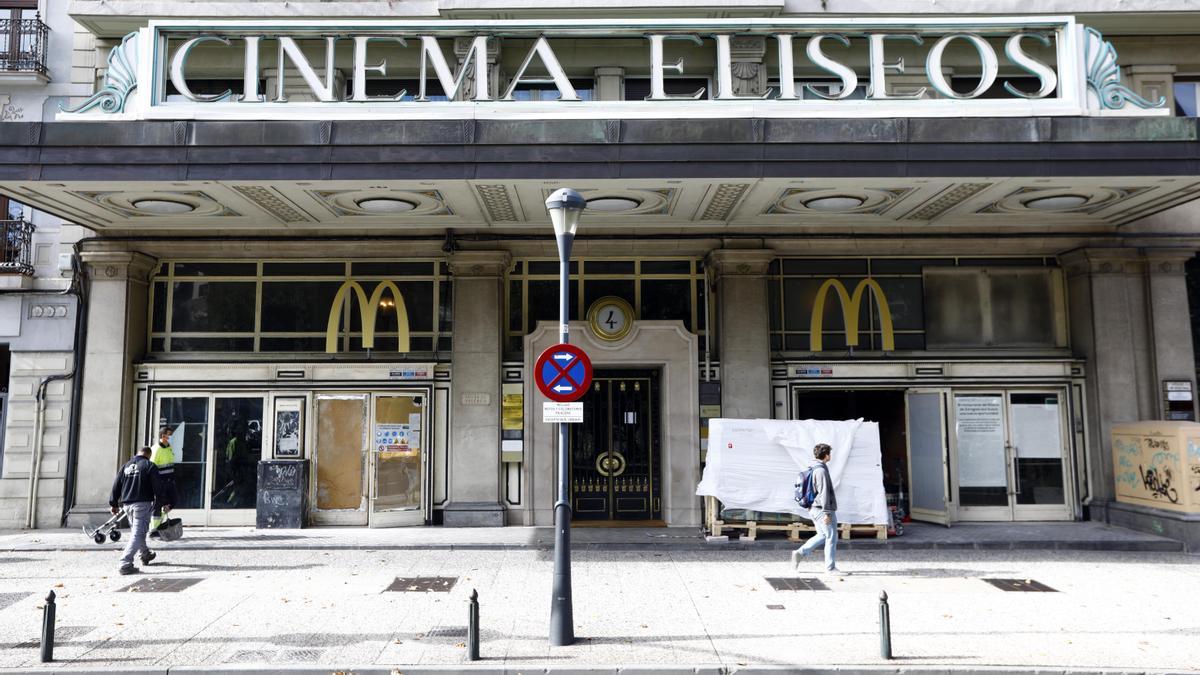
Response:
[316, 397, 365, 510]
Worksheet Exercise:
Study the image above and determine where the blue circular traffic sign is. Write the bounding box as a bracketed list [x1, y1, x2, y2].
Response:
[535, 344, 593, 403]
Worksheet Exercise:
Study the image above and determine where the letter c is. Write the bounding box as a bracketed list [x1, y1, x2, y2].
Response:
[169, 36, 233, 102]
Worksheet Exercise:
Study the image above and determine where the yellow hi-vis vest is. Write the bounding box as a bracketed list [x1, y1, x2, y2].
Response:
[150, 443, 175, 477]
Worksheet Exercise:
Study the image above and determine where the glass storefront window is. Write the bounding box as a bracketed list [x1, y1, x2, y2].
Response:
[583, 279, 635, 316]
[506, 257, 705, 358]
[170, 281, 255, 332]
[510, 79, 594, 101]
[148, 259, 449, 356]
[925, 268, 1063, 349]
[769, 257, 1061, 353]
[158, 397, 209, 509]
[640, 280, 691, 322]
[1174, 81, 1199, 117]
[261, 281, 346, 332]
[151, 281, 167, 332]
[211, 398, 264, 510]
[349, 281, 434, 332]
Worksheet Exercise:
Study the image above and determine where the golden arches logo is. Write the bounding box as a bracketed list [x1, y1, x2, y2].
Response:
[809, 278, 894, 352]
[325, 280, 410, 353]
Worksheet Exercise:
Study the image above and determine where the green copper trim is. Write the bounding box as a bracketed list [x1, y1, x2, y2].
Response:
[1083, 27, 1164, 110]
[61, 31, 139, 114]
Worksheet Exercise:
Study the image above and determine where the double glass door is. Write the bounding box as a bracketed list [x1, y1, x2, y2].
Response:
[313, 391, 428, 527]
[953, 390, 1071, 520]
[570, 371, 661, 522]
[154, 393, 265, 525]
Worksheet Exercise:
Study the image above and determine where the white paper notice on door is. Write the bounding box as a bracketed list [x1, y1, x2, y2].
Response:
[408, 413, 422, 450]
[1010, 402, 1061, 459]
[955, 395, 1007, 488]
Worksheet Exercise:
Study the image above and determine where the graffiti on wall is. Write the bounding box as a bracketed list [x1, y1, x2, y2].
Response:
[1112, 429, 1196, 512]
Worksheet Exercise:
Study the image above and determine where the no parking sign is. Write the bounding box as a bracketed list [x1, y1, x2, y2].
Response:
[534, 344, 592, 403]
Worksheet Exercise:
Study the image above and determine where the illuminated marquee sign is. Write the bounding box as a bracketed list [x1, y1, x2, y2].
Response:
[60, 17, 1164, 121]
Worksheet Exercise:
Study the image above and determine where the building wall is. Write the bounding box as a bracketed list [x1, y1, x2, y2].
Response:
[6, 1, 1200, 527]
[0, 0, 96, 528]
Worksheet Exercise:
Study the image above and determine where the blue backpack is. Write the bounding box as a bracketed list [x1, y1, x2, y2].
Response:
[794, 467, 817, 509]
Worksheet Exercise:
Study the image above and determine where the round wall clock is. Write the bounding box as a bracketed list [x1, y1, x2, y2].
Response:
[586, 296, 635, 341]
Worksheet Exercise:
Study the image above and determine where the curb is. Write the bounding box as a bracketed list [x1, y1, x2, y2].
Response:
[1, 665, 1193, 675]
[2, 540, 1187, 553]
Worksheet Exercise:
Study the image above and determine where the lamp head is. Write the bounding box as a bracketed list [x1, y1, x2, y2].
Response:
[545, 188, 586, 237]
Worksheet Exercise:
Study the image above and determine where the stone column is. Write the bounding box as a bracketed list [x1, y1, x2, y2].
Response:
[443, 251, 511, 526]
[70, 252, 155, 521]
[705, 249, 774, 420]
[1061, 248, 1155, 508]
[1126, 65, 1176, 109]
[593, 66, 625, 101]
[1143, 249, 1198, 419]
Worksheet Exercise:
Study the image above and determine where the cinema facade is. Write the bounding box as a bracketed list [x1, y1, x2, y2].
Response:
[2, 7, 1200, 542]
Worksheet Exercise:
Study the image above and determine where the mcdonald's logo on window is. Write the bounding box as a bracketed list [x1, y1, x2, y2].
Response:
[325, 280, 410, 353]
[810, 278, 894, 352]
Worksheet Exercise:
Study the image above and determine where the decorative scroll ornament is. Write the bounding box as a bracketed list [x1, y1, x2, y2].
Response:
[1083, 27, 1164, 110]
[61, 31, 138, 114]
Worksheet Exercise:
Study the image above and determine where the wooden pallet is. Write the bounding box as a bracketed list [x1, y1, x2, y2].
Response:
[838, 523, 888, 540]
[714, 519, 819, 542]
[705, 496, 817, 542]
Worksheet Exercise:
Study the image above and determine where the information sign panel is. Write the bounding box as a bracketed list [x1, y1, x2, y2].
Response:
[543, 402, 584, 424]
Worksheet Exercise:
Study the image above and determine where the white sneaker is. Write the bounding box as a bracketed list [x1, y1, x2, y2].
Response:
[789, 549, 803, 570]
[825, 568, 848, 576]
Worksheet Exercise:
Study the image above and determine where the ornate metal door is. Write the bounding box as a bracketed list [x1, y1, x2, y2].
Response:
[570, 370, 661, 522]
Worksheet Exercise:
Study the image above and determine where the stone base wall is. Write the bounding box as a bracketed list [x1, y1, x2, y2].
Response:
[1089, 500, 1200, 552]
[1, 350, 75, 529]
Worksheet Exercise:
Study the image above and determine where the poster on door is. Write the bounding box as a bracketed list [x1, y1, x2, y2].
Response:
[376, 423, 417, 457]
[955, 395, 1007, 488]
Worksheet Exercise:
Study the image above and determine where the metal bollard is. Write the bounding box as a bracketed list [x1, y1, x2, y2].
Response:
[40, 590, 56, 663]
[467, 589, 480, 661]
[878, 590, 892, 660]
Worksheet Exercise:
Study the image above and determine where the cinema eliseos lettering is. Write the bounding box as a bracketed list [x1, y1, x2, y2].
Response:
[59, 17, 1165, 120]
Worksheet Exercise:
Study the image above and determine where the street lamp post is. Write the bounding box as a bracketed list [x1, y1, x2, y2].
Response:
[544, 187, 586, 647]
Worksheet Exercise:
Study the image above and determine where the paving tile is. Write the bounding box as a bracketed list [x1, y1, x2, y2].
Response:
[0, 545, 1197, 670]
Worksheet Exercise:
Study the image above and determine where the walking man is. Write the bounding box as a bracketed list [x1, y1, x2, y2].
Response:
[791, 443, 846, 576]
[109, 446, 165, 575]
[149, 426, 177, 538]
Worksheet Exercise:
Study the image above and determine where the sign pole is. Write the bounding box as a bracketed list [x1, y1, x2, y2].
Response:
[550, 227, 575, 646]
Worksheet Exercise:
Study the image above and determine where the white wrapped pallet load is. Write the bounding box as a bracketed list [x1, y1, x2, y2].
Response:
[696, 418, 889, 526]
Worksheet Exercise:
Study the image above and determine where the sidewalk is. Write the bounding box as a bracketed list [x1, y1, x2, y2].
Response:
[0, 521, 1185, 553]
[0, 543, 1197, 673]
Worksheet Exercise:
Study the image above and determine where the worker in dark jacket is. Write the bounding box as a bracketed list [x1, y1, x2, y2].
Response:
[109, 446, 166, 575]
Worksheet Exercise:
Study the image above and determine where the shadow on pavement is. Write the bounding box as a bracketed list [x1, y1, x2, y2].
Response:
[144, 561, 321, 572]
[828, 567, 1002, 578]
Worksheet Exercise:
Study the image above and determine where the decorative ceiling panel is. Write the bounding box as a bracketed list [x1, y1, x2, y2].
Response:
[1, 176, 1198, 233]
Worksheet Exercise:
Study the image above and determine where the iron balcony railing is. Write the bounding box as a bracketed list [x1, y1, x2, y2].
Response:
[1, 219, 35, 276]
[0, 15, 49, 75]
